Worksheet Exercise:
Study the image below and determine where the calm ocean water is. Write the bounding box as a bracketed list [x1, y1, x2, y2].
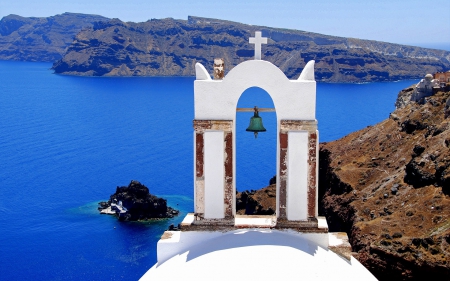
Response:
[0, 60, 418, 280]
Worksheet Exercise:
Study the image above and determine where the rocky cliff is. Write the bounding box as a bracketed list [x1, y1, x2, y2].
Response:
[2, 13, 449, 82]
[319, 85, 450, 280]
[0, 13, 108, 61]
[236, 184, 276, 215]
[50, 16, 450, 82]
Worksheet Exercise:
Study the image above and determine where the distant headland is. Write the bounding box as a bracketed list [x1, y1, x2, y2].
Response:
[1, 13, 450, 82]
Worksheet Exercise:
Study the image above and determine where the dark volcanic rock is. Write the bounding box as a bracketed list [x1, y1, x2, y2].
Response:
[50, 15, 450, 82]
[0, 13, 108, 62]
[99, 180, 179, 221]
[319, 86, 450, 280]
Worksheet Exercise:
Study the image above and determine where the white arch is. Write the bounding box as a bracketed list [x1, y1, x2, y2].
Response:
[235, 86, 277, 198]
[194, 60, 316, 121]
[194, 59, 317, 220]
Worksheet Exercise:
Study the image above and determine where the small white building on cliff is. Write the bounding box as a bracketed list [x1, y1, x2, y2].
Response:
[140, 32, 377, 281]
[411, 73, 441, 102]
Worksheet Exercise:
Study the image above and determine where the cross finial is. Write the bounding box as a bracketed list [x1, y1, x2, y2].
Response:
[249, 31, 267, 60]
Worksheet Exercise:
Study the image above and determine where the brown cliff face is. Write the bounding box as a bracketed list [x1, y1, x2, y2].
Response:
[236, 184, 276, 215]
[319, 86, 450, 280]
[50, 16, 450, 82]
[2, 13, 449, 82]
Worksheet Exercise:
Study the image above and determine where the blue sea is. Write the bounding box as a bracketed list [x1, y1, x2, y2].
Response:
[0, 60, 418, 280]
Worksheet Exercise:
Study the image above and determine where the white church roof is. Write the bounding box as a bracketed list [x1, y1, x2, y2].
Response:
[140, 229, 377, 281]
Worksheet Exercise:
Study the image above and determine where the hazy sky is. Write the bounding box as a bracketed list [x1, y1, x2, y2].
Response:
[1, 0, 449, 48]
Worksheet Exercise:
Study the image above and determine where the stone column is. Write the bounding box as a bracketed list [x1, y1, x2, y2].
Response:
[279, 120, 318, 220]
[193, 120, 234, 219]
[278, 131, 288, 219]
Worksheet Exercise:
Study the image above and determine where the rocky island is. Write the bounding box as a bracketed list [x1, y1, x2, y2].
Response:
[99, 180, 179, 221]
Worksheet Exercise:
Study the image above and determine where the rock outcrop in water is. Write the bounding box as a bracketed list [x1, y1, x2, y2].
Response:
[49, 16, 450, 82]
[99, 180, 179, 221]
[318, 84, 450, 280]
[0, 13, 108, 62]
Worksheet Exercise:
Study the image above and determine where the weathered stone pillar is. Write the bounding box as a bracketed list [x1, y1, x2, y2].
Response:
[193, 120, 234, 219]
[279, 120, 318, 220]
[278, 131, 288, 219]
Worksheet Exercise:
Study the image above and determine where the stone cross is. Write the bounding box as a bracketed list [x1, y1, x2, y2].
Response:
[249, 31, 267, 60]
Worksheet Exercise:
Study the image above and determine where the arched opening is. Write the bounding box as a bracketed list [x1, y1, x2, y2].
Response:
[193, 60, 318, 221]
[235, 87, 277, 216]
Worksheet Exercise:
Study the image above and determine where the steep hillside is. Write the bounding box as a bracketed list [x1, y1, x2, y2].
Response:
[319, 85, 450, 280]
[51, 16, 450, 82]
[236, 184, 276, 215]
[0, 13, 108, 61]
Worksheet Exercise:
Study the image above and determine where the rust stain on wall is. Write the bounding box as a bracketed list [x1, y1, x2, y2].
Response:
[279, 179, 287, 219]
[193, 120, 211, 131]
[308, 132, 317, 217]
[195, 133, 204, 177]
[224, 132, 234, 218]
[279, 133, 288, 219]
[280, 132, 288, 149]
[224, 132, 233, 183]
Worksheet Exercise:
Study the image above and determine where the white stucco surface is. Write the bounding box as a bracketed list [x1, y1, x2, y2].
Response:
[328, 232, 350, 247]
[317, 216, 328, 229]
[141, 229, 377, 281]
[194, 60, 316, 121]
[204, 131, 225, 219]
[287, 131, 308, 220]
[234, 215, 277, 227]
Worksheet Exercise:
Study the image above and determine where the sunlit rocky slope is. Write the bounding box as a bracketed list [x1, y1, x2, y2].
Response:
[319, 85, 450, 280]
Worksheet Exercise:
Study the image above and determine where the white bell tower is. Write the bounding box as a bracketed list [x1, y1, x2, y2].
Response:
[191, 31, 319, 228]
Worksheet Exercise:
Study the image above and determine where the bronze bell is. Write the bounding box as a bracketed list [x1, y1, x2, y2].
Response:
[246, 106, 266, 138]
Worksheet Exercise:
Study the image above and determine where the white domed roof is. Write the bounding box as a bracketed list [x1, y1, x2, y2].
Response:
[140, 229, 376, 281]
